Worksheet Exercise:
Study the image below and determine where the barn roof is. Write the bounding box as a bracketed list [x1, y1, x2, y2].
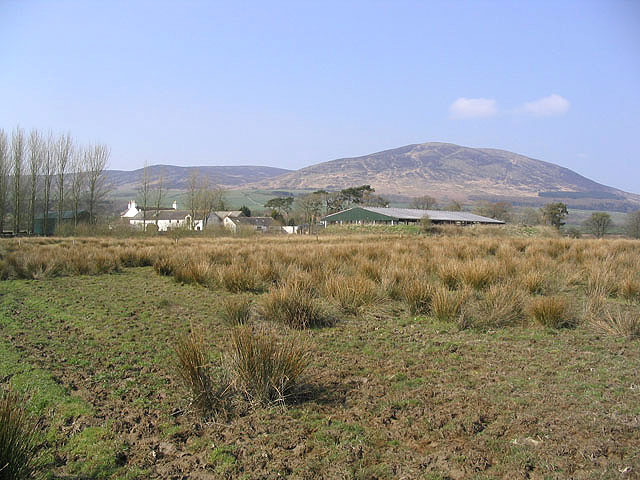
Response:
[323, 206, 504, 224]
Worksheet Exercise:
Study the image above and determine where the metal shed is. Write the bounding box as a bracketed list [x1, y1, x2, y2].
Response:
[323, 207, 504, 225]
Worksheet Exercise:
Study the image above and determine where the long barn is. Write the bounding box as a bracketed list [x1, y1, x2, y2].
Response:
[323, 206, 504, 225]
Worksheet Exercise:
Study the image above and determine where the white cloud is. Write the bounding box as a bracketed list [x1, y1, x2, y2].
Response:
[522, 94, 570, 116]
[449, 97, 497, 119]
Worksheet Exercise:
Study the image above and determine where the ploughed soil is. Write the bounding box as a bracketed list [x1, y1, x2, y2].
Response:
[1, 267, 639, 479]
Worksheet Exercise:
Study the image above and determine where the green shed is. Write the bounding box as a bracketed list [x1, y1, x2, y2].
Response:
[34, 211, 90, 235]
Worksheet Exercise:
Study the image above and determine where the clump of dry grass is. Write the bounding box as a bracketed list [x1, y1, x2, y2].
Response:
[521, 270, 546, 295]
[431, 286, 465, 322]
[220, 295, 253, 326]
[619, 275, 640, 302]
[402, 277, 434, 315]
[153, 256, 175, 276]
[324, 275, 379, 316]
[528, 295, 574, 329]
[457, 259, 500, 290]
[261, 281, 335, 329]
[226, 326, 309, 406]
[473, 284, 526, 328]
[590, 305, 640, 339]
[0, 389, 40, 480]
[175, 330, 228, 416]
[219, 264, 264, 293]
[174, 259, 215, 286]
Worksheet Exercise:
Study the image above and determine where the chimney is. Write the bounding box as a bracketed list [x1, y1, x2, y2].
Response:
[173, 201, 177, 210]
[131, 200, 136, 209]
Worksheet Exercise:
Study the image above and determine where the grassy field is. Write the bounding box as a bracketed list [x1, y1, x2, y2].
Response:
[1, 230, 639, 479]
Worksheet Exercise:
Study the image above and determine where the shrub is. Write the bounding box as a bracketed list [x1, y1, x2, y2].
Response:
[226, 326, 308, 406]
[402, 277, 434, 315]
[175, 331, 227, 416]
[220, 296, 253, 326]
[261, 282, 334, 329]
[528, 296, 574, 329]
[0, 389, 40, 480]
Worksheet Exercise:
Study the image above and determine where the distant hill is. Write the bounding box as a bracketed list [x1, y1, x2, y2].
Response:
[244, 142, 640, 211]
[106, 165, 292, 191]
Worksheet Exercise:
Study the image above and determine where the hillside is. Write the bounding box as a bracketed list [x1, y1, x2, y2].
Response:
[107, 165, 291, 191]
[245, 142, 640, 210]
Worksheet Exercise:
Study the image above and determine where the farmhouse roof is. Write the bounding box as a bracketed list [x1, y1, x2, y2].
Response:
[132, 210, 196, 221]
[323, 206, 504, 224]
[230, 216, 275, 227]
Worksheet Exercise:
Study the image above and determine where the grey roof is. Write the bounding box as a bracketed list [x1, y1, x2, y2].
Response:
[231, 216, 275, 227]
[132, 210, 196, 221]
[326, 206, 505, 224]
[215, 210, 243, 218]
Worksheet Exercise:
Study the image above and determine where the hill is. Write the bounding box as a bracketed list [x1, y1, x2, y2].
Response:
[106, 165, 291, 191]
[245, 142, 640, 211]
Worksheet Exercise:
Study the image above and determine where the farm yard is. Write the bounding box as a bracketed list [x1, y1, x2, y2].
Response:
[1, 229, 639, 479]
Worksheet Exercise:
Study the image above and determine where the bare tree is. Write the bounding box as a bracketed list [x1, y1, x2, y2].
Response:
[69, 148, 86, 227]
[11, 127, 25, 234]
[137, 162, 151, 231]
[27, 129, 44, 234]
[625, 210, 640, 239]
[198, 180, 225, 228]
[0, 130, 9, 233]
[411, 195, 438, 210]
[85, 143, 110, 224]
[41, 133, 55, 235]
[187, 169, 199, 228]
[297, 193, 324, 234]
[151, 166, 165, 222]
[55, 133, 73, 224]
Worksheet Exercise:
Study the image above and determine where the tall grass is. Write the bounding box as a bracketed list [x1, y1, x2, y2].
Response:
[588, 303, 640, 339]
[174, 331, 227, 416]
[528, 296, 574, 329]
[219, 295, 253, 326]
[403, 277, 434, 315]
[226, 326, 308, 406]
[0, 389, 40, 480]
[261, 281, 335, 329]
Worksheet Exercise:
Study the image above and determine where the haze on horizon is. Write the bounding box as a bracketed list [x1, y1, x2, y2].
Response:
[1, 0, 639, 193]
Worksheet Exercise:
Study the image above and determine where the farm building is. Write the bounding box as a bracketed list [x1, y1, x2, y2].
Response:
[224, 216, 276, 233]
[323, 207, 504, 225]
[34, 211, 90, 235]
[122, 200, 246, 231]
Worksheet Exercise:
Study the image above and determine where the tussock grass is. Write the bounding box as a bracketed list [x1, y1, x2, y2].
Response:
[0, 389, 40, 480]
[402, 277, 434, 315]
[528, 295, 575, 329]
[220, 295, 253, 326]
[219, 264, 264, 293]
[324, 275, 379, 316]
[226, 326, 308, 406]
[261, 282, 335, 329]
[590, 305, 640, 339]
[175, 330, 228, 416]
[473, 284, 525, 328]
[430, 286, 465, 322]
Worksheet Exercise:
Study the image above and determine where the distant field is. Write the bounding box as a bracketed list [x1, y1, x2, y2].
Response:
[2, 232, 638, 478]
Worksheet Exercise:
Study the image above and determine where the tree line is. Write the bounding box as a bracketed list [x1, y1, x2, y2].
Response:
[0, 126, 110, 235]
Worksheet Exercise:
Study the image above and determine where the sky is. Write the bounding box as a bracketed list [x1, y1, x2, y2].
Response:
[1, 0, 639, 193]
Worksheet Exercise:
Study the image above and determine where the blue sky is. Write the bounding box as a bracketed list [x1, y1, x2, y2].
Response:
[1, 0, 639, 193]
